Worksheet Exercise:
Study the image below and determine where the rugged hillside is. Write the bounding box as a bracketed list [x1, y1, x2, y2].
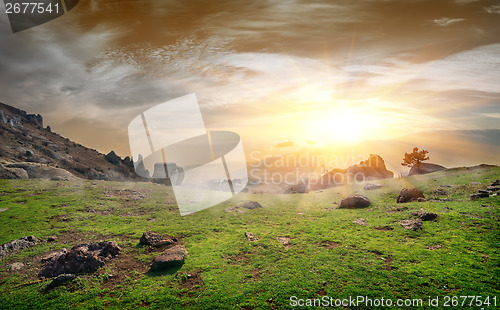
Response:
[0, 102, 139, 181]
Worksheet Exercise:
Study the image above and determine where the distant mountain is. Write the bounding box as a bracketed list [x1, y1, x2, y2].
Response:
[0, 102, 139, 181]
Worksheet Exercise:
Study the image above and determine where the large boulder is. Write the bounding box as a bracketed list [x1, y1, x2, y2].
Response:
[339, 195, 371, 209]
[140, 231, 176, 247]
[39, 241, 121, 278]
[397, 188, 425, 203]
[235, 201, 263, 210]
[150, 245, 188, 271]
[409, 163, 446, 175]
[5, 162, 79, 180]
[0, 163, 29, 179]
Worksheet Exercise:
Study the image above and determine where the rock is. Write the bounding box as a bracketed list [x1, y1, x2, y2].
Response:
[478, 190, 489, 194]
[486, 186, 499, 192]
[9, 262, 25, 270]
[469, 182, 481, 185]
[235, 201, 263, 210]
[104, 151, 121, 165]
[0, 109, 4, 124]
[397, 188, 425, 203]
[0, 207, 8, 213]
[409, 163, 446, 175]
[491, 179, 500, 186]
[353, 218, 368, 226]
[150, 245, 188, 271]
[47, 236, 58, 242]
[140, 231, 176, 247]
[276, 237, 290, 246]
[470, 192, 489, 200]
[339, 195, 371, 209]
[39, 241, 121, 278]
[364, 183, 382, 190]
[310, 154, 393, 191]
[245, 232, 259, 242]
[47, 274, 76, 289]
[283, 180, 308, 194]
[0, 164, 29, 179]
[0, 236, 39, 258]
[5, 162, 79, 180]
[412, 211, 438, 221]
[399, 219, 423, 231]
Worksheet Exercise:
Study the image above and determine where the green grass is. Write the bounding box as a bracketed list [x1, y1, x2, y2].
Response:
[0, 166, 499, 309]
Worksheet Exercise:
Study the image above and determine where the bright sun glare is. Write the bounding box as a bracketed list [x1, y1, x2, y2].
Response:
[306, 105, 379, 145]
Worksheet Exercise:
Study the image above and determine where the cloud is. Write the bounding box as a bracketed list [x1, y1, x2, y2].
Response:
[274, 141, 295, 148]
[432, 17, 466, 27]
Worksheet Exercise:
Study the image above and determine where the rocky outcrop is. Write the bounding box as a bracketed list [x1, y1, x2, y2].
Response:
[105, 151, 121, 165]
[311, 154, 393, 190]
[4, 162, 79, 180]
[39, 241, 121, 278]
[0, 236, 39, 258]
[339, 195, 371, 209]
[0, 163, 29, 179]
[150, 245, 188, 271]
[397, 188, 425, 203]
[409, 163, 446, 175]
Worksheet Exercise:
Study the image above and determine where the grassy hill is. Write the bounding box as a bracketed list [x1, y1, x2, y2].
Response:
[0, 165, 498, 309]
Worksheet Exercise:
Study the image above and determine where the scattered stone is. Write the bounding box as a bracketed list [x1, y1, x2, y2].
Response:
[399, 219, 423, 231]
[412, 211, 438, 221]
[426, 245, 443, 250]
[140, 231, 176, 247]
[39, 241, 121, 278]
[353, 218, 368, 226]
[224, 207, 245, 213]
[46, 274, 76, 289]
[469, 182, 481, 185]
[0, 236, 39, 258]
[470, 192, 489, 200]
[339, 195, 371, 209]
[491, 179, 500, 186]
[396, 188, 425, 203]
[283, 180, 308, 194]
[478, 189, 489, 194]
[245, 232, 259, 242]
[150, 245, 188, 271]
[486, 186, 499, 192]
[432, 188, 448, 196]
[47, 236, 58, 242]
[0, 208, 8, 213]
[374, 226, 393, 231]
[364, 183, 382, 190]
[9, 262, 24, 270]
[276, 237, 291, 246]
[235, 201, 263, 210]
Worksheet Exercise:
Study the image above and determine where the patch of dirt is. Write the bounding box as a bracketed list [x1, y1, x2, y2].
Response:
[176, 270, 204, 297]
[103, 189, 151, 200]
[226, 252, 252, 265]
[320, 241, 341, 249]
[244, 267, 262, 282]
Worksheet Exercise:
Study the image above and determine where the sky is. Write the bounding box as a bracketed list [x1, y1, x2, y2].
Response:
[0, 0, 499, 169]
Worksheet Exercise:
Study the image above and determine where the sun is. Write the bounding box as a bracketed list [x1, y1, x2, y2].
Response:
[305, 106, 377, 145]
